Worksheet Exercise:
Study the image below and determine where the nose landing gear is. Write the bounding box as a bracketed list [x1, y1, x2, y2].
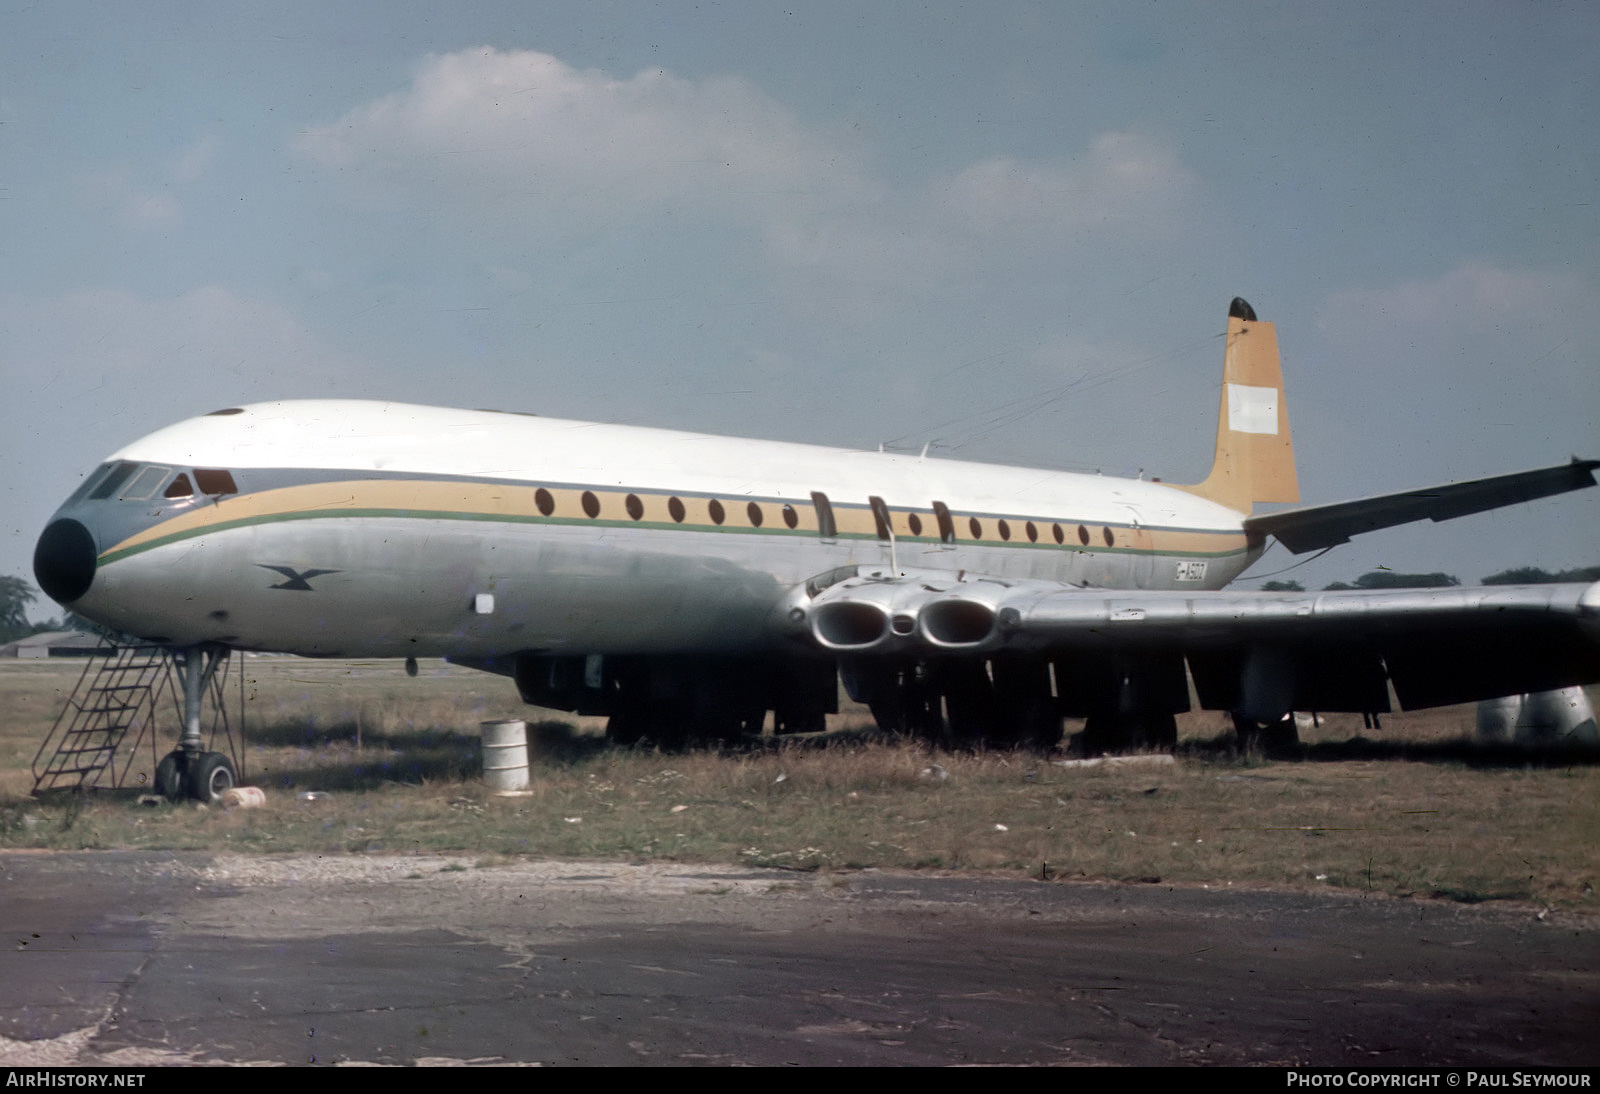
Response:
[155, 645, 239, 803]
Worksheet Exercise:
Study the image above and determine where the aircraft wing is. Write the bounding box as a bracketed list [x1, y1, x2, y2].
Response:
[794, 569, 1600, 715]
[1243, 458, 1600, 553]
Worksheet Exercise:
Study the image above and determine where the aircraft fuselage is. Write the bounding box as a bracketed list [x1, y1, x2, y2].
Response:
[36, 400, 1257, 658]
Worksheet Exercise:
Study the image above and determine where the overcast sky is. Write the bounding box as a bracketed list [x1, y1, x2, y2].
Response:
[4, 1, 1596, 615]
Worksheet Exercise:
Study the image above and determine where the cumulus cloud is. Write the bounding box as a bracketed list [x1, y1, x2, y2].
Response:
[293, 47, 1198, 294]
[74, 139, 216, 231]
[1303, 262, 1598, 488]
[76, 168, 182, 230]
[768, 131, 1199, 309]
[296, 48, 872, 221]
[938, 133, 1198, 239]
[1314, 262, 1599, 399]
[1318, 262, 1595, 338]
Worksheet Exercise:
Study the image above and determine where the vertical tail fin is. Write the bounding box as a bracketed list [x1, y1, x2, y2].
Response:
[1178, 297, 1299, 513]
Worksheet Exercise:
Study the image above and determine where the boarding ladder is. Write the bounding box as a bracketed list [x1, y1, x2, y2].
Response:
[31, 644, 238, 794]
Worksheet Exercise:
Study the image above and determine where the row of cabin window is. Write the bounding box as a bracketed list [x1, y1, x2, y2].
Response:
[530, 486, 1120, 547]
[532, 488, 802, 529]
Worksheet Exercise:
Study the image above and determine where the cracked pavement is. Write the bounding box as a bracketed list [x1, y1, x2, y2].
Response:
[2, 851, 1596, 1066]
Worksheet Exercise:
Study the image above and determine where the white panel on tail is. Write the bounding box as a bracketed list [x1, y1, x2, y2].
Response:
[1226, 383, 1279, 435]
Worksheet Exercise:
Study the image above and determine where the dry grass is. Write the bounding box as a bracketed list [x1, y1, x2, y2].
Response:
[2, 656, 1596, 908]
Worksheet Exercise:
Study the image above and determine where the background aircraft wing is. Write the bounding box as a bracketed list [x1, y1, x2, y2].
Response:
[1243, 458, 1600, 553]
[797, 570, 1600, 714]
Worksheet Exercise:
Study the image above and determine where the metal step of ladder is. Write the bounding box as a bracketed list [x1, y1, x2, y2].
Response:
[32, 644, 182, 793]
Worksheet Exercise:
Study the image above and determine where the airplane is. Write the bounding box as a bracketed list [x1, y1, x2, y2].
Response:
[31, 297, 1600, 801]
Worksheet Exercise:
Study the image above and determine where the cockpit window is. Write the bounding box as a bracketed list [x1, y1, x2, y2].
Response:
[119, 464, 173, 501]
[67, 464, 114, 503]
[89, 461, 139, 500]
[193, 469, 238, 496]
[70, 462, 232, 503]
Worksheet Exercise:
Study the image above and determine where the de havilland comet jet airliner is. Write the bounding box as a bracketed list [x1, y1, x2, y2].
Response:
[32, 298, 1600, 800]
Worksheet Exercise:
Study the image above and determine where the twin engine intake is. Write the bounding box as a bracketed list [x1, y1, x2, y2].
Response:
[782, 567, 1059, 655]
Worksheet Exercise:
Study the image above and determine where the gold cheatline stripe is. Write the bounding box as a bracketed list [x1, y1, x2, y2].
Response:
[101, 478, 1250, 561]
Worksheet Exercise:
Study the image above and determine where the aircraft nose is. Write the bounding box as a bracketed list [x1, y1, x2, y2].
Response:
[34, 518, 98, 603]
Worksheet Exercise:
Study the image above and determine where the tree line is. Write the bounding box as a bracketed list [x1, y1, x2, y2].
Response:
[0, 576, 112, 644]
[1260, 565, 1600, 594]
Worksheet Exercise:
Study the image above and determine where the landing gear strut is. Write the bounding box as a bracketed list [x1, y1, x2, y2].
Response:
[155, 645, 236, 802]
[604, 658, 767, 748]
[848, 657, 1065, 750]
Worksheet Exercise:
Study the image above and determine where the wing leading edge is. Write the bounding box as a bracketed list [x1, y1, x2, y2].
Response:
[792, 569, 1600, 718]
[1243, 458, 1600, 554]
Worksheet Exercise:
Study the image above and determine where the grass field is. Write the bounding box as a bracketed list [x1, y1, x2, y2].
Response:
[2, 655, 1597, 908]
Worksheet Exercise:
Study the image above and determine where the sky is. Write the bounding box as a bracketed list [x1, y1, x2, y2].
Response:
[3, 1, 1596, 617]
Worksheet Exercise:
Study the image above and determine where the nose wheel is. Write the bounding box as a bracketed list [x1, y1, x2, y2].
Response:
[190, 751, 237, 800]
[154, 749, 237, 802]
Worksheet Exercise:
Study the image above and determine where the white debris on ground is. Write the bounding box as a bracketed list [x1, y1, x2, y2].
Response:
[1053, 754, 1176, 770]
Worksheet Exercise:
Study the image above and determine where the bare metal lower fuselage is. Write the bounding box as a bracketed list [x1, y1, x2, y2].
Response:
[78, 506, 1261, 658]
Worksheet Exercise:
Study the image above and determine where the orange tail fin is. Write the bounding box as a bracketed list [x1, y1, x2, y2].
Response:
[1179, 297, 1300, 513]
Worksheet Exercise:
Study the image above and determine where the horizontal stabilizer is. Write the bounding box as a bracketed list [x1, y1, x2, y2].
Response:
[1243, 458, 1600, 554]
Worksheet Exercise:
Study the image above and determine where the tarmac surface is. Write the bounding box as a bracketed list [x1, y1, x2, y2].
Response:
[1, 850, 1595, 1066]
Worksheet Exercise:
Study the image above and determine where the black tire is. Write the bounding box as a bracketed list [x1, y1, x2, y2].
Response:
[1080, 715, 1116, 757]
[189, 751, 236, 803]
[1081, 713, 1176, 755]
[1257, 714, 1300, 757]
[155, 751, 186, 802]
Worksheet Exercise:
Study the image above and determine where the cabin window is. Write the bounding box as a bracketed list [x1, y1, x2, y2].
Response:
[997, 519, 1011, 541]
[1077, 524, 1090, 545]
[581, 491, 601, 518]
[968, 517, 983, 540]
[625, 494, 644, 521]
[1025, 521, 1038, 543]
[163, 473, 194, 499]
[907, 512, 923, 537]
[194, 469, 237, 496]
[668, 496, 686, 523]
[535, 488, 555, 516]
[781, 503, 798, 529]
[933, 501, 956, 545]
[811, 492, 836, 539]
[1052, 523, 1064, 545]
[1102, 526, 1115, 547]
[746, 501, 763, 527]
[708, 499, 726, 525]
[89, 462, 139, 500]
